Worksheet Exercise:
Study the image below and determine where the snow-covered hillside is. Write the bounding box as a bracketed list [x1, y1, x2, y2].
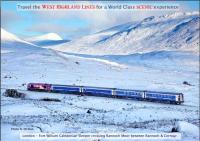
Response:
[1, 28, 41, 54]
[1, 28, 36, 47]
[1, 28, 21, 42]
[52, 12, 199, 55]
[1, 42, 199, 141]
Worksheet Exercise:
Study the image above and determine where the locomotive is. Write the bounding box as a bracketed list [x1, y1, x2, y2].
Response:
[27, 83, 184, 104]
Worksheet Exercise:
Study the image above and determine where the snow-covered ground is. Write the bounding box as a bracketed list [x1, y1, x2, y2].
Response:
[1, 11, 199, 141]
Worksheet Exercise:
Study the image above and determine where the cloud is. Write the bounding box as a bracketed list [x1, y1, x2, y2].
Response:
[27, 23, 65, 33]
[1, 10, 22, 28]
[29, 2, 177, 38]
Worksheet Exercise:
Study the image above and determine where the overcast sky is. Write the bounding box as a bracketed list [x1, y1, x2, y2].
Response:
[1, 1, 199, 40]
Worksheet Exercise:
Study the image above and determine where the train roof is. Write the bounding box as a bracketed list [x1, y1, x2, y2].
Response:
[28, 83, 51, 85]
[145, 90, 183, 95]
[116, 88, 182, 95]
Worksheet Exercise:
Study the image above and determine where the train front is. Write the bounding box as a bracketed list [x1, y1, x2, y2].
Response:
[27, 83, 51, 92]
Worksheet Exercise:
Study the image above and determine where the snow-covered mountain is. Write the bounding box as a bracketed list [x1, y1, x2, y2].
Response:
[1, 28, 42, 53]
[52, 11, 199, 55]
[47, 22, 137, 51]
[26, 33, 69, 46]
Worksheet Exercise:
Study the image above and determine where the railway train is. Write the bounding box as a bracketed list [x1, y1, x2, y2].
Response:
[27, 83, 184, 104]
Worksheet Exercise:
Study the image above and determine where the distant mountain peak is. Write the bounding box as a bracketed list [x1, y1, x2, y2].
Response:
[27, 33, 63, 42]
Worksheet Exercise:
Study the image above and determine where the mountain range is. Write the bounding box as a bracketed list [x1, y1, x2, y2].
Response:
[51, 11, 199, 55]
[1, 11, 199, 57]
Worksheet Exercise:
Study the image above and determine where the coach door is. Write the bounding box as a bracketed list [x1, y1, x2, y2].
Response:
[141, 91, 145, 99]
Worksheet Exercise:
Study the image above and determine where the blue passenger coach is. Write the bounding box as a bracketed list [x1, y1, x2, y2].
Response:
[82, 86, 112, 97]
[145, 91, 183, 104]
[115, 89, 144, 99]
[51, 84, 80, 94]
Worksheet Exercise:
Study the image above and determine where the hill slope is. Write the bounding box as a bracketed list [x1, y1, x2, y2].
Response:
[1, 28, 41, 53]
[53, 12, 199, 55]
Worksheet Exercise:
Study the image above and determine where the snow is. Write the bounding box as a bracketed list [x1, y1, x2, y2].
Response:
[1, 11, 199, 141]
[27, 33, 63, 42]
[1, 28, 20, 41]
[1, 49, 13, 54]
[1, 28, 37, 47]
[52, 11, 199, 55]
[1, 45, 199, 140]
[55, 51, 127, 68]
[176, 121, 199, 137]
[26, 33, 69, 47]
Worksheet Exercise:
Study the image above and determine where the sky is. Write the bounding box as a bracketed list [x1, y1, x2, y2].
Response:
[1, 1, 199, 40]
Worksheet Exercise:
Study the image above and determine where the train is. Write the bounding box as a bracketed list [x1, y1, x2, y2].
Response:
[27, 83, 184, 104]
